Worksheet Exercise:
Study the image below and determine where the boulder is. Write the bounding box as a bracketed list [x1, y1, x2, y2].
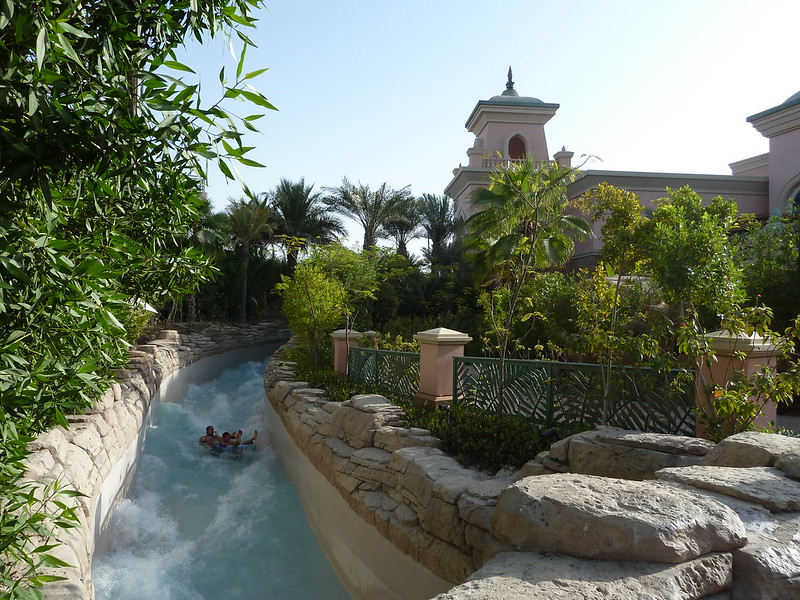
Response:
[774, 451, 800, 480]
[732, 516, 800, 600]
[596, 428, 714, 456]
[318, 397, 406, 449]
[493, 474, 746, 563]
[656, 466, 800, 512]
[431, 551, 733, 599]
[701, 432, 800, 468]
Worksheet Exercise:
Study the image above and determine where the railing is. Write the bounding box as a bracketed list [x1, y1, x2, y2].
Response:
[479, 157, 552, 169]
[348, 347, 420, 401]
[453, 357, 695, 436]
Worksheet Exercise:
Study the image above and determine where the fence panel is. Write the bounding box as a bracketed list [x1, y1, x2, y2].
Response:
[454, 357, 695, 436]
[348, 347, 420, 401]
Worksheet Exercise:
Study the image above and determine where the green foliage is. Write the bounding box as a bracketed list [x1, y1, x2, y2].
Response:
[573, 266, 673, 366]
[637, 187, 744, 324]
[275, 264, 344, 369]
[0, 0, 273, 593]
[224, 196, 276, 323]
[696, 308, 800, 441]
[576, 182, 645, 273]
[266, 178, 346, 270]
[324, 179, 414, 250]
[465, 158, 591, 411]
[417, 194, 454, 262]
[731, 215, 800, 330]
[436, 407, 545, 472]
[361, 332, 420, 353]
[514, 271, 580, 360]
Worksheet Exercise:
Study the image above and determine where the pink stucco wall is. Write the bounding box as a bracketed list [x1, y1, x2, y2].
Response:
[768, 128, 800, 212]
[468, 123, 550, 167]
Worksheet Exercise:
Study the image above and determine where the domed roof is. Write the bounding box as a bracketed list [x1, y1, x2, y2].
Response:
[485, 67, 546, 105]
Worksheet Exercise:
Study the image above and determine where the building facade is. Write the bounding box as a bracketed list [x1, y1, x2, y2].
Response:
[446, 70, 799, 266]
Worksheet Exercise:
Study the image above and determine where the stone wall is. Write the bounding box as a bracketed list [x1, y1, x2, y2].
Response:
[24, 322, 289, 600]
[265, 355, 800, 600]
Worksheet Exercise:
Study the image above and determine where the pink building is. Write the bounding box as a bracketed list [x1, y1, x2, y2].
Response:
[446, 69, 800, 267]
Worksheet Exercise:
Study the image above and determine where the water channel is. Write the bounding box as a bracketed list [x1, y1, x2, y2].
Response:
[93, 351, 352, 600]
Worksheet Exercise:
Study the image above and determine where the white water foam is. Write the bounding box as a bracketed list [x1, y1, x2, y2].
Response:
[93, 359, 351, 600]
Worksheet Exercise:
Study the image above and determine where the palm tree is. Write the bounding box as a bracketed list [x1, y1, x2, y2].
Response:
[225, 197, 275, 323]
[324, 178, 413, 249]
[417, 194, 454, 262]
[465, 158, 592, 413]
[266, 178, 345, 271]
[382, 196, 421, 258]
[183, 195, 229, 321]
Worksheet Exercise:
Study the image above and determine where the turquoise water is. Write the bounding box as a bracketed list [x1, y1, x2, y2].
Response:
[93, 358, 352, 600]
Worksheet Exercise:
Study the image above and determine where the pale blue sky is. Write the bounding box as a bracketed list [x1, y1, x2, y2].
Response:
[176, 0, 799, 251]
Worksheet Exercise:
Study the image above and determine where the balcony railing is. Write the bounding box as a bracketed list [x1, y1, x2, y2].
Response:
[480, 157, 552, 169]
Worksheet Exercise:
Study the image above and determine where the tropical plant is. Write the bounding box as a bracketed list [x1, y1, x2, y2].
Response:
[382, 197, 421, 258]
[266, 178, 345, 270]
[0, 0, 273, 592]
[417, 193, 454, 262]
[225, 197, 276, 323]
[324, 178, 413, 249]
[465, 158, 592, 412]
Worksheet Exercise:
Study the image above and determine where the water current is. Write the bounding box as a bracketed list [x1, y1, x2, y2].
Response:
[93, 355, 352, 600]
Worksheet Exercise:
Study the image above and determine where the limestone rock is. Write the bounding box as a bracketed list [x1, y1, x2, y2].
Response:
[493, 474, 746, 562]
[318, 398, 406, 449]
[567, 436, 706, 480]
[515, 459, 550, 478]
[596, 427, 715, 456]
[374, 425, 441, 453]
[732, 514, 800, 600]
[774, 451, 800, 480]
[701, 431, 800, 468]
[432, 551, 732, 599]
[656, 466, 800, 512]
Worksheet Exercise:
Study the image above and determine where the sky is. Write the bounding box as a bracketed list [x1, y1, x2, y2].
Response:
[175, 0, 800, 253]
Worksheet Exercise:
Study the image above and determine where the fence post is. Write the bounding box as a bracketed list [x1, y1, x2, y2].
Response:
[330, 329, 360, 375]
[413, 327, 472, 408]
[695, 329, 778, 438]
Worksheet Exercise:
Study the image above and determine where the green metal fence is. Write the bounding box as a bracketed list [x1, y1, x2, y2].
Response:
[453, 356, 696, 436]
[348, 347, 420, 401]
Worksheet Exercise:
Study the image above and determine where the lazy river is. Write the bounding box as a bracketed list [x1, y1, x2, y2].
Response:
[92, 353, 351, 600]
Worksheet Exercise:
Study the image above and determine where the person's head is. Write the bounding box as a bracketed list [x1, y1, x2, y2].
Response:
[206, 426, 214, 436]
[221, 432, 232, 442]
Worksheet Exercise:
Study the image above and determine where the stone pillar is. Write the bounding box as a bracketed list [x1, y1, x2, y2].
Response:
[695, 330, 778, 438]
[331, 329, 360, 375]
[413, 327, 472, 408]
[553, 146, 574, 168]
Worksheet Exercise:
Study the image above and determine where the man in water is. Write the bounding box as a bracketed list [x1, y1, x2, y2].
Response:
[199, 425, 219, 445]
[218, 429, 258, 446]
[200, 426, 258, 446]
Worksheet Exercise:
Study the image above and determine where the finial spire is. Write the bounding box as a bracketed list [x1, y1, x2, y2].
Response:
[501, 66, 519, 97]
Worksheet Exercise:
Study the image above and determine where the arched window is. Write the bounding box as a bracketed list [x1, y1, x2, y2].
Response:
[508, 134, 526, 160]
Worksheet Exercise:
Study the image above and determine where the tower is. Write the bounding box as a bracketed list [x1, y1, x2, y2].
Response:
[445, 68, 560, 222]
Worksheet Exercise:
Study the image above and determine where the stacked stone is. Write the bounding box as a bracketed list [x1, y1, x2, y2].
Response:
[265, 351, 800, 600]
[26, 322, 289, 600]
